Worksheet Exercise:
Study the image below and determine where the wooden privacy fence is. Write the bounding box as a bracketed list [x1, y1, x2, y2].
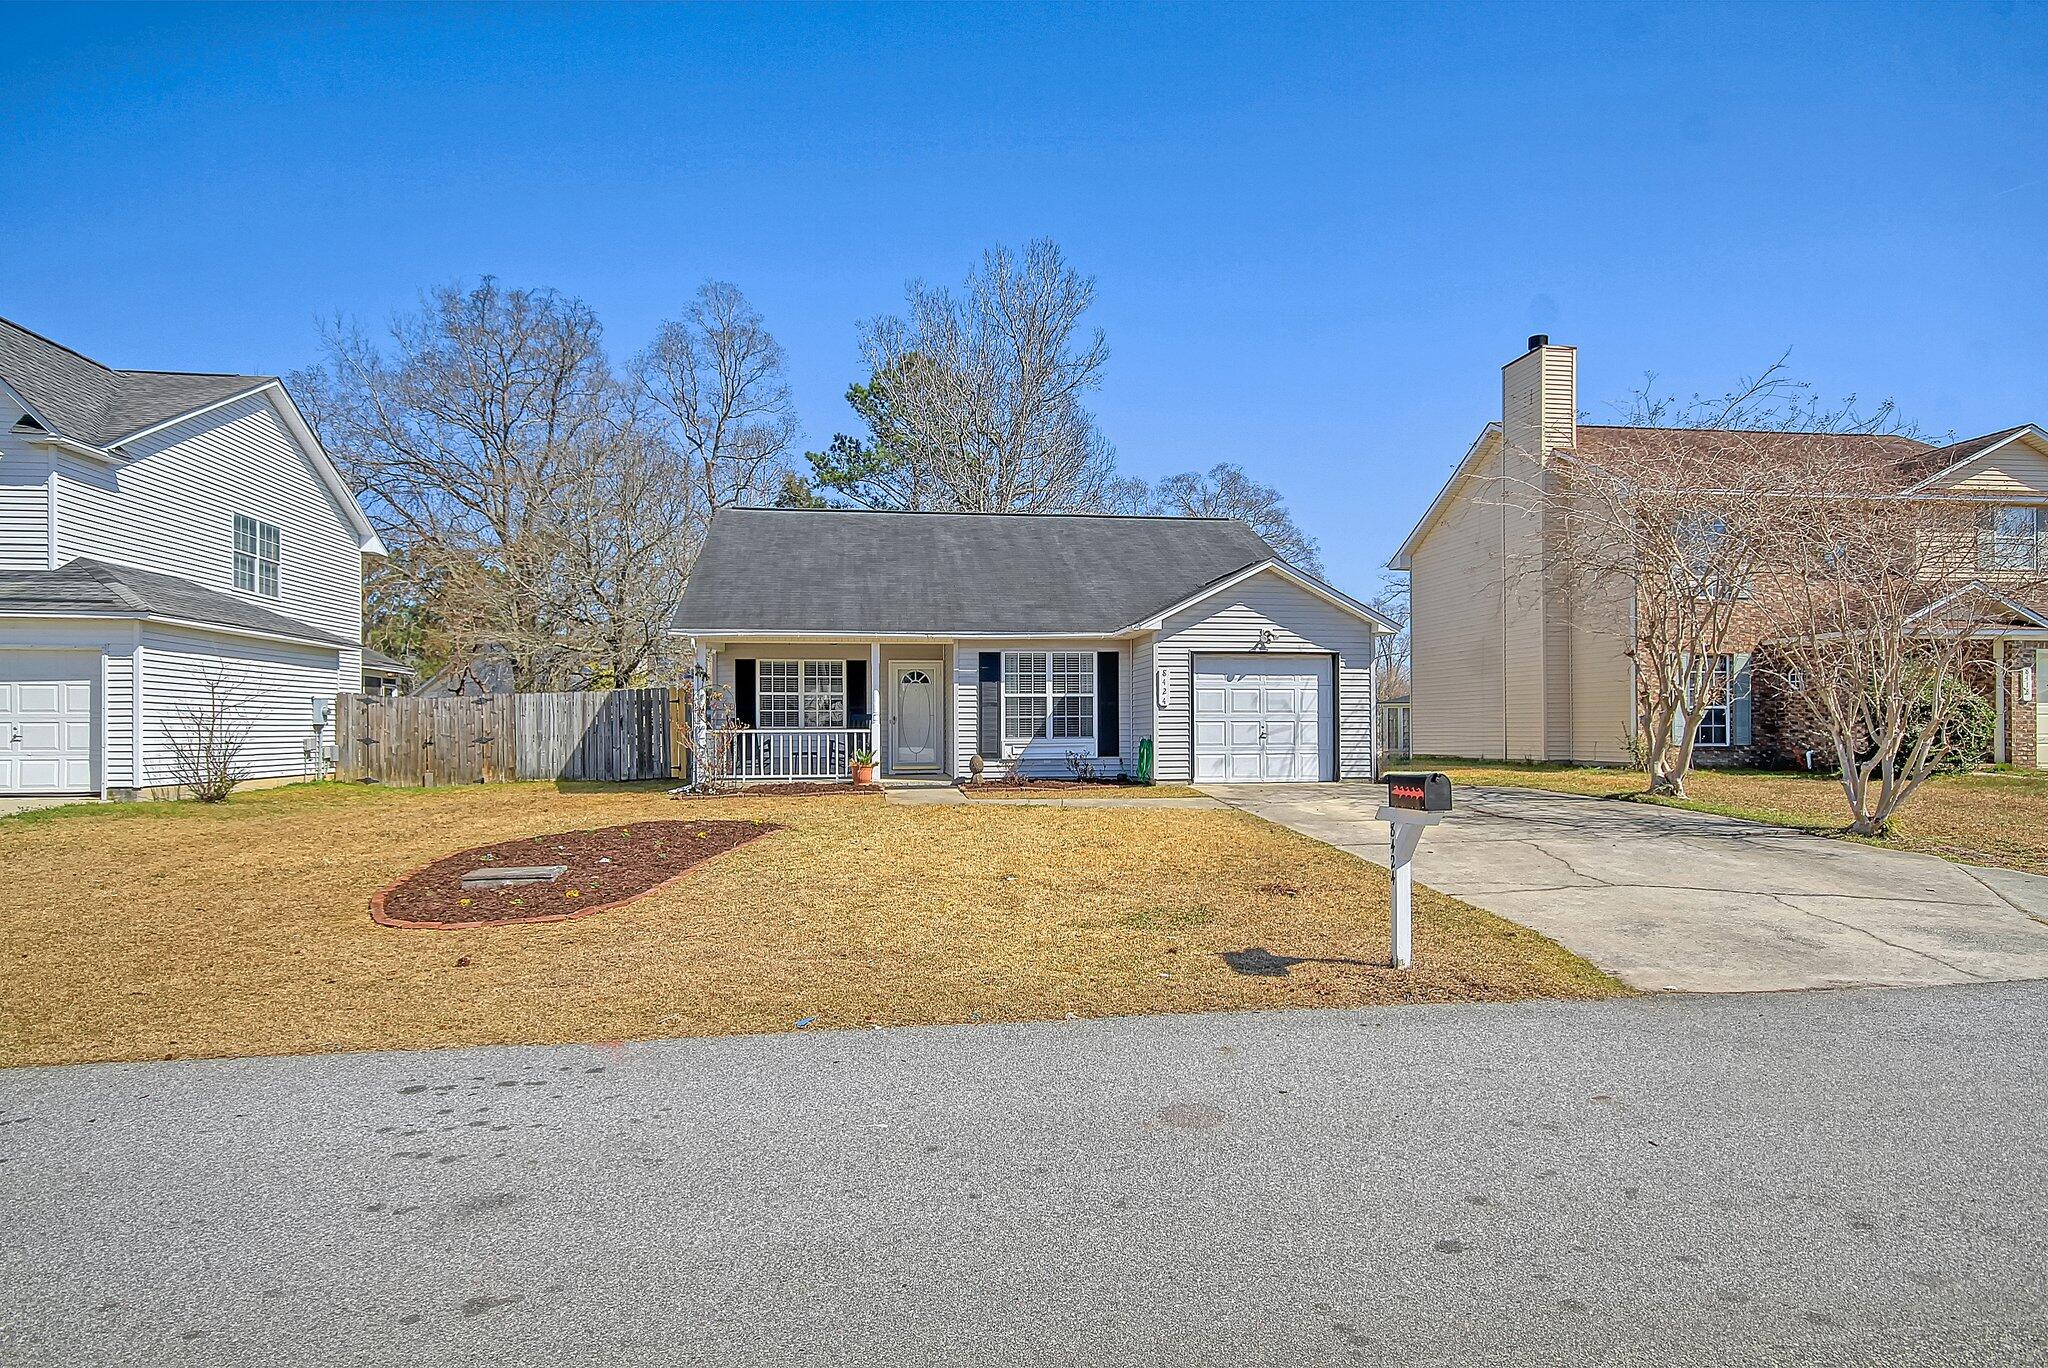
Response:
[335, 687, 690, 786]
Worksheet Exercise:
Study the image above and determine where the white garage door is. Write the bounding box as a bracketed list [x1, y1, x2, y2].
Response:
[0, 651, 96, 794]
[1193, 655, 1330, 782]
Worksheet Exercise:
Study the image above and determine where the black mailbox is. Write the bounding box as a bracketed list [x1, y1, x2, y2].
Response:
[1384, 771, 1453, 813]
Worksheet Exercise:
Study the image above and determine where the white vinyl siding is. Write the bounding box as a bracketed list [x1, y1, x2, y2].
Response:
[0, 433, 51, 570]
[1151, 568, 1378, 783]
[138, 624, 342, 788]
[233, 514, 282, 597]
[949, 639, 1129, 780]
[50, 392, 363, 648]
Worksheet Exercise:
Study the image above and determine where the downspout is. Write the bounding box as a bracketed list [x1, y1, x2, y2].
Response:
[131, 622, 145, 797]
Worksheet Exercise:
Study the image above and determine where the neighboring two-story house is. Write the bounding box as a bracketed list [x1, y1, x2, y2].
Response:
[1393, 337, 2048, 770]
[0, 318, 384, 798]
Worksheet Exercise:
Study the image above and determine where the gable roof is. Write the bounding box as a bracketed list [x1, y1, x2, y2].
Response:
[0, 557, 354, 647]
[0, 316, 387, 554]
[1389, 422, 2028, 569]
[673, 508, 1384, 637]
[1897, 425, 2048, 492]
[0, 317, 272, 447]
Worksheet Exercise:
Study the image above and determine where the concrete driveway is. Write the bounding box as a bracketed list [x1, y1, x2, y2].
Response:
[1208, 783, 2048, 993]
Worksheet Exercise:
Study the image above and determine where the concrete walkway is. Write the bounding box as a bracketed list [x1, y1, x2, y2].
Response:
[882, 781, 1222, 809]
[1207, 783, 2048, 993]
[0, 797, 91, 819]
[4, 985, 2043, 1366]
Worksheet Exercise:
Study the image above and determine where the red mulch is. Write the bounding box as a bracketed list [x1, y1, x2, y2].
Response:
[673, 782, 884, 798]
[370, 820, 777, 930]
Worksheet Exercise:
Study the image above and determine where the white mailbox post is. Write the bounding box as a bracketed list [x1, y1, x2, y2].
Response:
[1375, 772, 1453, 969]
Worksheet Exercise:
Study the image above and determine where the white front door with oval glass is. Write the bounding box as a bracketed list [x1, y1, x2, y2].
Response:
[891, 662, 942, 772]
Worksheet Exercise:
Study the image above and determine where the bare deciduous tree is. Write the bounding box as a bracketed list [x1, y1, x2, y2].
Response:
[637, 281, 800, 546]
[294, 278, 694, 690]
[1142, 462, 1324, 573]
[808, 239, 1116, 511]
[159, 665, 255, 802]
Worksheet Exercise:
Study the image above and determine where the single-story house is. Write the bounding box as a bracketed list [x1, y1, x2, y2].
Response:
[670, 508, 1396, 784]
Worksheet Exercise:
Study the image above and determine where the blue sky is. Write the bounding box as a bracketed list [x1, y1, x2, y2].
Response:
[5, 2, 2045, 592]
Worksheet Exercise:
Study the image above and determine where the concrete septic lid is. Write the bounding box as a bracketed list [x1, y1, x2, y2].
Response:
[459, 864, 569, 889]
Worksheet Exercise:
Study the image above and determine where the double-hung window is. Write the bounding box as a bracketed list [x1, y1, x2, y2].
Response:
[233, 514, 280, 598]
[1695, 655, 1735, 748]
[1003, 650, 1095, 744]
[1979, 506, 2044, 572]
[757, 659, 845, 729]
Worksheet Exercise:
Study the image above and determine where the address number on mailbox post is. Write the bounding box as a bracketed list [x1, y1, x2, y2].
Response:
[1375, 772, 1454, 968]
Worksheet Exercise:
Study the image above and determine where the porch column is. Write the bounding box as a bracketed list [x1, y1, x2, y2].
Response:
[869, 642, 882, 761]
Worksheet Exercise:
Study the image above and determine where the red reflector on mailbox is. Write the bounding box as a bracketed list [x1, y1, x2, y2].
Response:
[1384, 771, 1452, 813]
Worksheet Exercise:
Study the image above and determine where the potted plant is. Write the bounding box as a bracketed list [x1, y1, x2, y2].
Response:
[851, 748, 878, 785]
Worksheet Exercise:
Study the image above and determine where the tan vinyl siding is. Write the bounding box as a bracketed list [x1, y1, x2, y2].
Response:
[1928, 431, 2048, 495]
[1152, 570, 1378, 782]
[1570, 571, 1637, 764]
[1409, 430, 1507, 759]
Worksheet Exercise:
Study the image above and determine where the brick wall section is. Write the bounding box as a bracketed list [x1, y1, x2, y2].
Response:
[2007, 646, 2039, 768]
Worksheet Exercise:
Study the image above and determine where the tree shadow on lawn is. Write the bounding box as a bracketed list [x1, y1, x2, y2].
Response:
[1221, 946, 1388, 977]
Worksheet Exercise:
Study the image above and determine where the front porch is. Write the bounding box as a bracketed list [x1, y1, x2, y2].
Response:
[692, 638, 959, 784]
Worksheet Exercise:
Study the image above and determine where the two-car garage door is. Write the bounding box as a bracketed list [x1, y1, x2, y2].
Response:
[0, 651, 95, 795]
[1192, 655, 1330, 782]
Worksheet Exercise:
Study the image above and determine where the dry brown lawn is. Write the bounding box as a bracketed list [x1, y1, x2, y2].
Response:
[1417, 758, 2048, 876]
[0, 782, 1623, 1068]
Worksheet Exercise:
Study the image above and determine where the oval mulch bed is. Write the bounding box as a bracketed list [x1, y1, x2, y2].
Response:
[370, 820, 778, 930]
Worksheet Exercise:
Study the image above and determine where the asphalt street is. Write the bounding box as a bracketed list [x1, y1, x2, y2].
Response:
[3, 984, 2044, 1366]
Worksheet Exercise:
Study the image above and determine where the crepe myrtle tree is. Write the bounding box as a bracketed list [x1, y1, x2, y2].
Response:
[1522, 358, 1915, 798]
[1753, 488, 2029, 837]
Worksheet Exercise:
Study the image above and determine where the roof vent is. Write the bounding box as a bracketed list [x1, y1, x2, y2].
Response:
[1526, 334, 1549, 351]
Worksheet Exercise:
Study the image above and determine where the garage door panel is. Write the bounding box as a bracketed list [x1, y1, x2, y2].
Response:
[0, 650, 97, 795]
[1191, 655, 1331, 784]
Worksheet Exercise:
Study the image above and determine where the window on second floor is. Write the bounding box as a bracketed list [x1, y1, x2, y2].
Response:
[234, 514, 281, 598]
[1979, 505, 2045, 572]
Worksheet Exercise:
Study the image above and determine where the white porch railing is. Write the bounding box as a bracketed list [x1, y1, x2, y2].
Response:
[714, 728, 873, 782]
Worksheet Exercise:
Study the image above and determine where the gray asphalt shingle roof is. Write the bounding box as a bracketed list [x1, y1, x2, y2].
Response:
[0, 317, 272, 447]
[0, 558, 353, 647]
[672, 507, 1288, 636]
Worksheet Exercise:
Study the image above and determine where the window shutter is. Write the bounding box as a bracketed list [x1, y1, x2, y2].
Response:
[1732, 654, 1753, 747]
[1097, 651, 1120, 757]
[734, 658, 757, 728]
[978, 652, 1003, 758]
[848, 659, 868, 728]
